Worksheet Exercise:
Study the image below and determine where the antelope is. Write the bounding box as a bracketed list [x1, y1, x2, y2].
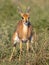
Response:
[9, 7, 34, 61]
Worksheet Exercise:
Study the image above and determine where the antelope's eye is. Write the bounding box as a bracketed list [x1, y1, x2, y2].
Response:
[28, 17, 30, 19]
[22, 17, 24, 19]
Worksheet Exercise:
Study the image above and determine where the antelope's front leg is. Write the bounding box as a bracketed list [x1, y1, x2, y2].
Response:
[26, 40, 30, 54]
[19, 41, 22, 61]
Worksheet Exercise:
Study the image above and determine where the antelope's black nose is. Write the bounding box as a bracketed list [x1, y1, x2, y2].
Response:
[26, 20, 28, 23]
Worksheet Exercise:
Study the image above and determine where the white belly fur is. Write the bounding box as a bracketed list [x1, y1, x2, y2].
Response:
[14, 33, 20, 44]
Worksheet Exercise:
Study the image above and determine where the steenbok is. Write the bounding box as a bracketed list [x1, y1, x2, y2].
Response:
[9, 7, 34, 61]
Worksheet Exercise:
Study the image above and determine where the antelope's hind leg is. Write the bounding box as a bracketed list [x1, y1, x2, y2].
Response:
[9, 46, 16, 61]
[9, 33, 20, 61]
[26, 35, 34, 55]
[9, 40, 17, 61]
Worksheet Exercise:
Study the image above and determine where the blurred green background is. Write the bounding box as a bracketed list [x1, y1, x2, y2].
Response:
[0, 0, 49, 65]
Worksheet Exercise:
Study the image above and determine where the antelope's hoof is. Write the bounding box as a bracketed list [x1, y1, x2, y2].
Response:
[19, 56, 21, 61]
[9, 57, 13, 62]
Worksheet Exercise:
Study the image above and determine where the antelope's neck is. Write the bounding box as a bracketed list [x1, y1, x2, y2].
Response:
[23, 23, 28, 33]
[22, 23, 28, 40]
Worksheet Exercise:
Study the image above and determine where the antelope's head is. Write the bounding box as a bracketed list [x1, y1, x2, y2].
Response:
[18, 7, 30, 25]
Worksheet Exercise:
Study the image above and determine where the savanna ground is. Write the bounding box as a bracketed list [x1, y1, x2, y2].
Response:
[0, 0, 49, 65]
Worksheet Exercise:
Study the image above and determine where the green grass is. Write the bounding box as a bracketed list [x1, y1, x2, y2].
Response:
[0, 0, 49, 65]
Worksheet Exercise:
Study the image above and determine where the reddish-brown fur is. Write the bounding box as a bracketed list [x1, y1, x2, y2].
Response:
[12, 16, 32, 43]
[17, 20, 32, 39]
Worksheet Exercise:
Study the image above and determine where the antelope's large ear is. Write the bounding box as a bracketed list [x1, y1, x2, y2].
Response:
[17, 7, 23, 16]
[26, 6, 30, 15]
